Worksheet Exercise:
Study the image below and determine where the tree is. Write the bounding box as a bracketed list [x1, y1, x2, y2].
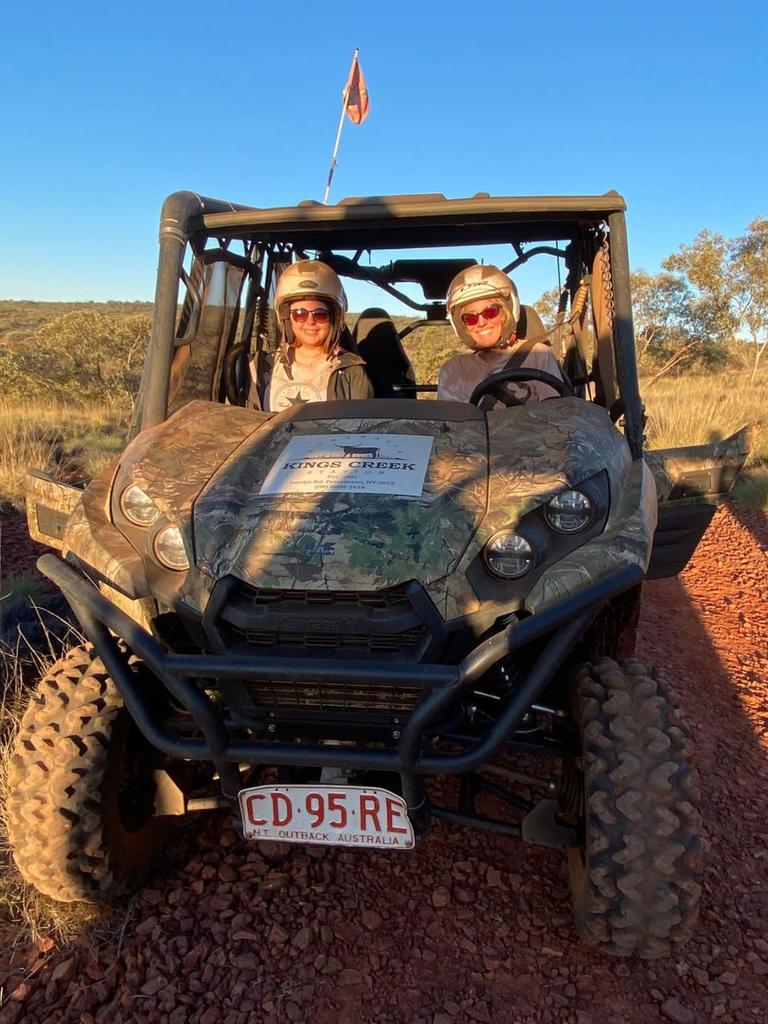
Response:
[11, 311, 151, 406]
[661, 231, 742, 368]
[730, 216, 768, 381]
[631, 269, 697, 370]
[0, 349, 38, 396]
[533, 286, 562, 327]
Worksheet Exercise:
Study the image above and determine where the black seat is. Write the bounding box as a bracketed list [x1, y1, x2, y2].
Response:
[337, 324, 361, 355]
[352, 308, 417, 398]
[516, 304, 546, 343]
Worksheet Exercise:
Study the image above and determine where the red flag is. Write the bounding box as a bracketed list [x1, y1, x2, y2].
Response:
[344, 54, 370, 125]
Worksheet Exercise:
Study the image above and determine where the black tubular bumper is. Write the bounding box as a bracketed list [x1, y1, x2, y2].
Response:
[38, 553, 643, 805]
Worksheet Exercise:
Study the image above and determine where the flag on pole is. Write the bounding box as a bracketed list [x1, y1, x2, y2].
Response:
[323, 50, 370, 204]
[344, 54, 370, 125]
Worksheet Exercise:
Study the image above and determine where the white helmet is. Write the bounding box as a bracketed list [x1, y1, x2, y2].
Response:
[274, 259, 347, 348]
[446, 264, 520, 349]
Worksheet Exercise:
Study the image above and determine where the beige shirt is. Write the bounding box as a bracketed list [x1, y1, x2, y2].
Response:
[437, 343, 563, 404]
[265, 355, 337, 412]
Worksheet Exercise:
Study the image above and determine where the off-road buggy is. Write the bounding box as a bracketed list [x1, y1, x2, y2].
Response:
[10, 191, 749, 958]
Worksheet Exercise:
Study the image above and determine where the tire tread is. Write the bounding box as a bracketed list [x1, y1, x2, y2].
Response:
[7, 645, 149, 903]
[570, 657, 703, 958]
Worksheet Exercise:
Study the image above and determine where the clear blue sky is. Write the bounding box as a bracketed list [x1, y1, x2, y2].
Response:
[2, 0, 766, 311]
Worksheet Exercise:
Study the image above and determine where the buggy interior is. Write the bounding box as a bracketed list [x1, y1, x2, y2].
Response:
[141, 192, 641, 457]
[170, 243, 604, 409]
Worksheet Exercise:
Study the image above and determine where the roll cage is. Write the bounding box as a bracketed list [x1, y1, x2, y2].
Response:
[135, 190, 642, 456]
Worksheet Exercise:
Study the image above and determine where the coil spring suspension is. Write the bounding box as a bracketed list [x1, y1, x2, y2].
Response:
[571, 278, 589, 320]
[555, 768, 584, 817]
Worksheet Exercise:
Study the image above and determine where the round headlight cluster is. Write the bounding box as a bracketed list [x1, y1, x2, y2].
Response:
[544, 490, 593, 533]
[153, 526, 190, 571]
[120, 484, 160, 526]
[483, 532, 535, 579]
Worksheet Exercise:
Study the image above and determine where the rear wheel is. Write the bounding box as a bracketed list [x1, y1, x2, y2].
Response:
[568, 657, 703, 958]
[6, 645, 172, 903]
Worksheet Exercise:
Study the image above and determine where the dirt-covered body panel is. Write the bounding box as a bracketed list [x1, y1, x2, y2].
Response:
[645, 426, 752, 504]
[192, 412, 487, 592]
[118, 400, 271, 515]
[525, 457, 656, 612]
[426, 401, 635, 620]
[63, 466, 149, 597]
[56, 399, 650, 622]
[25, 472, 83, 550]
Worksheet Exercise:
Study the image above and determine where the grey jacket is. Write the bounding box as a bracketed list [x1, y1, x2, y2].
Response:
[249, 349, 374, 411]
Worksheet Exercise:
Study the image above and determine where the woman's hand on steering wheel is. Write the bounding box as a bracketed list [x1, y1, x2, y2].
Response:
[468, 367, 572, 408]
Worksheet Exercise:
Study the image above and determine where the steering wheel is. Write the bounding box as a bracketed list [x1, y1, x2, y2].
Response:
[468, 368, 573, 408]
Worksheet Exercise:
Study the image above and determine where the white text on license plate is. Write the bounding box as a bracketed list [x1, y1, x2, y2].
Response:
[237, 784, 415, 849]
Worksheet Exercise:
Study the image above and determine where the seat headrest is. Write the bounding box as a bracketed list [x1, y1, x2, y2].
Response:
[517, 304, 546, 343]
[352, 308, 414, 388]
[352, 308, 392, 339]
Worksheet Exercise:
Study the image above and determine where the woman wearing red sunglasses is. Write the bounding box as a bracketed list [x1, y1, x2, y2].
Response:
[438, 264, 563, 404]
[249, 259, 373, 411]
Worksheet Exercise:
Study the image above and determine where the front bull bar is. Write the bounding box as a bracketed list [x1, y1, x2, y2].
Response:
[38, 553, 643, 817]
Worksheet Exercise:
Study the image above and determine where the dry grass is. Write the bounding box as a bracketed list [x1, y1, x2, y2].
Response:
[642, 370, 768, 513]
[0, 417, 59, 510]
[0, 399, 123, 950]
[0, 399, 128, 509]
[1, 568, 50, 606]
[642, 370, 767, 459]
[729, 469, 768, 514]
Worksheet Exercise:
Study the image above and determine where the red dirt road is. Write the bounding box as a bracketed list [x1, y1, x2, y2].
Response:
[1, 506, 767, 1024]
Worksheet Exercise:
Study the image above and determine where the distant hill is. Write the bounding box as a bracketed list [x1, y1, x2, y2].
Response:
[0, 300, 459, 383]
[0, 300, 154, 349]
[0, 301, 425, 343]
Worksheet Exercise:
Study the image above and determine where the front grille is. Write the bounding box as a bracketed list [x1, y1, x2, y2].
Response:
[211, 579, 438, 716]
[243, 585, 410, 609]
[242, 679, 420, 713]
[216, 581, 429, 661]
[229, 624, 426, 654]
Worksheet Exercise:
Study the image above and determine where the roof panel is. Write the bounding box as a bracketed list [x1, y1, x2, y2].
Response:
[196, 192, 626, 243]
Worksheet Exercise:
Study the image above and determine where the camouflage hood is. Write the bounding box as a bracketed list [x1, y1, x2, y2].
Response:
[191, 407, 487, 590]
[104, 399, 630, 607]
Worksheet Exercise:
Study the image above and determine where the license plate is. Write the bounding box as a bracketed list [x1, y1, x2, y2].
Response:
[237, 784, 415, 849]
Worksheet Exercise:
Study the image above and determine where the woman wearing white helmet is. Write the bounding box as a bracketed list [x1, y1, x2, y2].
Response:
[438, 264, 563, 404]
[249, 259, 373, 411]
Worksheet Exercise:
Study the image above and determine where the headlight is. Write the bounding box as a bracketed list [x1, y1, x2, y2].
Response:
[544, 490, 593, 533]
[153, 525, 190, 571]
[483, 531, 535, 579]
[120, 483, 160, 527]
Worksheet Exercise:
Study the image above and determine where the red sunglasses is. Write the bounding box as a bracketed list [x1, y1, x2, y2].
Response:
[460, 304, 501, 327]
[291, 307, 330, 324]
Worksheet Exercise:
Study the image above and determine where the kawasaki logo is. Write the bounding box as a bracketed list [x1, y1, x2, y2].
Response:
[280, 616, 358, 632]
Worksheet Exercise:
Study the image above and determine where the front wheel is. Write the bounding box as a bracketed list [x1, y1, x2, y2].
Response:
[6, 645, 172, 903]
[568, 658, 703, 958]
